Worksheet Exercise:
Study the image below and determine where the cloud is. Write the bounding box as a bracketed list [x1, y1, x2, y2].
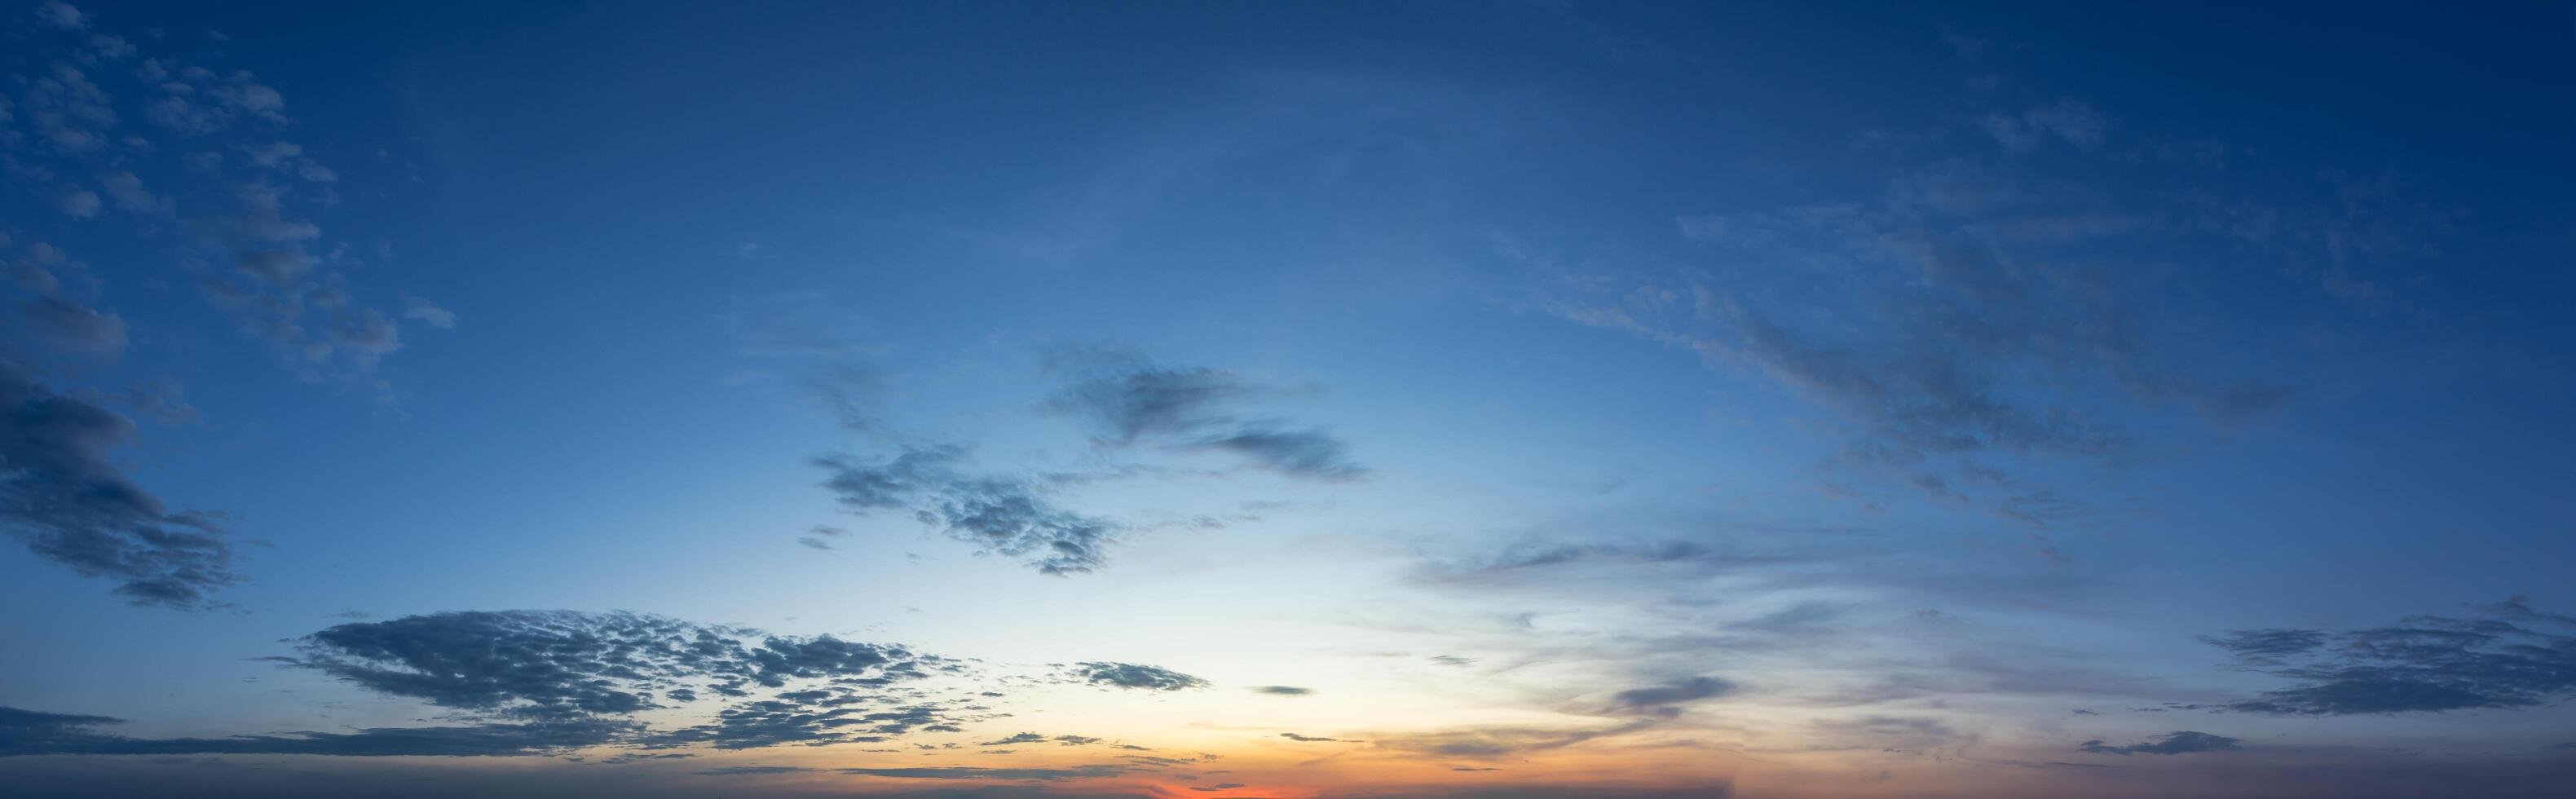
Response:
[2203, 603, 2576, 715]
[7, 19, 431, 392]
[37, 2, 83, 29]
[0, 360, 240, 608]
[18, 294, 127, 358]
[403, 297, 457, 329]
[1250, 686, 1312, 695]
[286, 610, 957, 743]
[981, 732, 1048, 746]
[5, 610, 1216, 757]
[1196, 426, 1365, 481]
[1043, 350, 1365, 480]
[0, 706, 632, 757]
[1278, 733, 1348, 743]
[1526, 143, 2287, 519]
[816, 445, 1118, 575]
[1983, 99, 2115, 152]
[58, 189, 99, 218]
[833, 765, 1140, 781]
[1069, 662, 1208, 691]
[1607, 677, 1734, 717]
[2078, 731, 2242, 756]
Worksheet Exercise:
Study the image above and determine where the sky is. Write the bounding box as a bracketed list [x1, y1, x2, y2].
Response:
[2, 1, 2573, 797]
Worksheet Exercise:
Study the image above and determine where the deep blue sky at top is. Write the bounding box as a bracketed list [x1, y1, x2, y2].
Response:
[2, 2, 2572, 797]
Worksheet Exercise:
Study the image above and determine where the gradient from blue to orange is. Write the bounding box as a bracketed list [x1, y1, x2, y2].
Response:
[2, 2, 2573, 797]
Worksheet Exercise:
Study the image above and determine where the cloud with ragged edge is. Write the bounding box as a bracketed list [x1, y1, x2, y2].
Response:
[2199, 599, 2576, 715]
[1043, 347, 1367, 481]
[1066, 662, 1209, 691]
[2078, 731, 2241, 756]
[815, 444, 1118, 575]
[0, 359, 239, 609]
[0, 610, 1209, 758]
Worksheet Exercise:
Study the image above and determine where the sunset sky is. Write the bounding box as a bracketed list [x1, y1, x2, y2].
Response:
[3, 2, 2574, 797]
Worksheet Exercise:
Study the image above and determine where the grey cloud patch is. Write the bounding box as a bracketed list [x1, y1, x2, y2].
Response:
[0, 360, 240, 608]
[2204, 602, 2576, 715]
[1069, 662, 1207, 691]
[816, 445, 1116, 576]
[18, 294, 127, 358]
[1197, 426, 1365, 481]
[1608, 677, 1734, 717]
[1043, 350, 1365, 481]
[1250, 686, 1312, 695]
[2078, 731, 2241, 756]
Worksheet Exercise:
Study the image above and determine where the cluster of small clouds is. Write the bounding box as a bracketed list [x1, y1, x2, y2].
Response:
[5, 2, 452, 391]
[733, 301, 1363, 574]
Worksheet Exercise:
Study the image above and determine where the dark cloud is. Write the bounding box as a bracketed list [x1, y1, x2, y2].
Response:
[981, 732, 1048, 746]
[0, 705, 631, 757]
[817, 445, 1117, 575]
[1070, 662, 1207, 691]
[1249, 686, 1312, 695]
[836, 765, 1140, 781]
[292, 611, 923, 718]
[2078, 731, 2241, 756]
[2203, 604, 2576, 715]
[1043, 351, 1365, 480]
[246, 610, 987, 752]
[1278, 733, 1348, 743]
[0, 360, 240, 608]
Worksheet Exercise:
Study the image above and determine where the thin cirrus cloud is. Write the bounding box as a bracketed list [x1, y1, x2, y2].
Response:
[1043, 347, 1367, 481]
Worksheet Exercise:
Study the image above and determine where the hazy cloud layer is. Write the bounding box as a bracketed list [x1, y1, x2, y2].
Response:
[2203, 602, 2576, 715]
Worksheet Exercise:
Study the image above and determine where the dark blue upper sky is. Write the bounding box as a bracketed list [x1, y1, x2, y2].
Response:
[2, 2, 2572, 797]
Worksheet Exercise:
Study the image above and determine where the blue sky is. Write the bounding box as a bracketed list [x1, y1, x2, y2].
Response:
[2, 2, 2573, 797]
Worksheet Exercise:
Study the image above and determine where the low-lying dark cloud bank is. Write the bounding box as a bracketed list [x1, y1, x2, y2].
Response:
[1, 609, 1206, 757]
